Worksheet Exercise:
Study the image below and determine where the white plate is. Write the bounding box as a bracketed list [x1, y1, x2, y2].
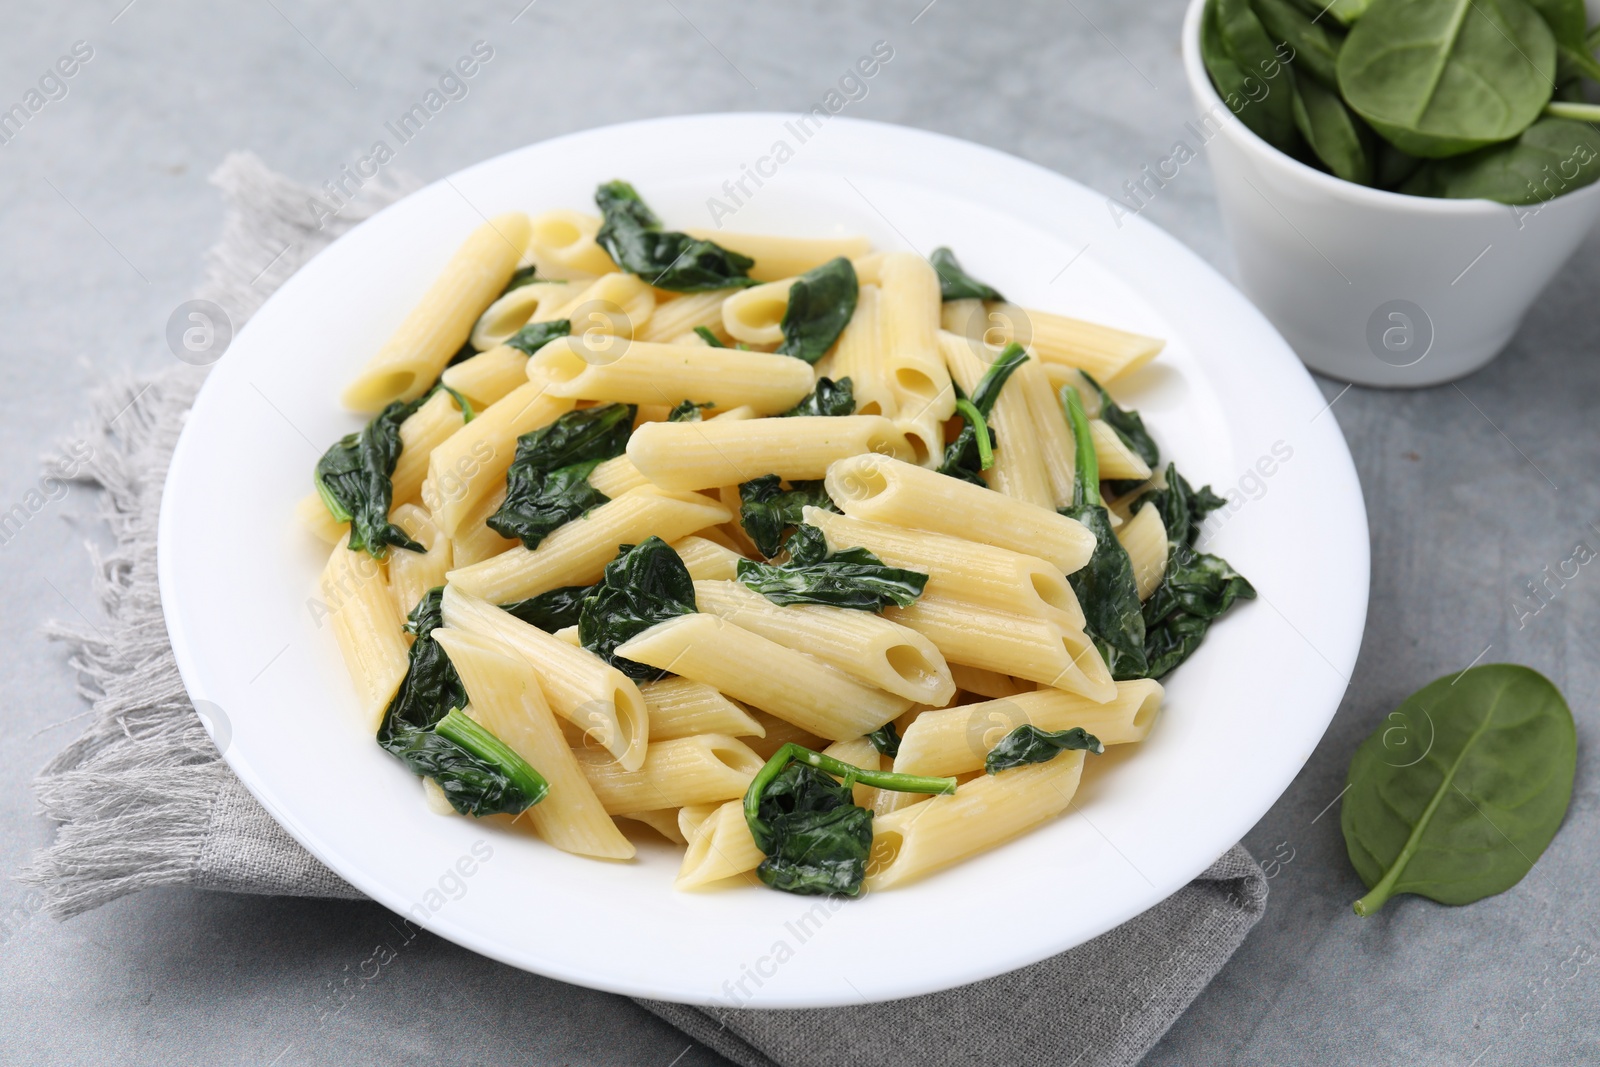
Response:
[159, 114, 1368, 1007]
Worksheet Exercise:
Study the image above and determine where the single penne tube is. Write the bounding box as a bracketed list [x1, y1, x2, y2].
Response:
[391, 389, 470, 509]
[615, 614, 912, 740]
[831, 283, 896, 417]
[387, 504, 452, 619]
[670, 535, 747, 580]
[675, 798, 764, 890]
[618, 808, 686, 844]
[529, 337, 814, 414]
[470, 282, 575, 350]
[440, 346, 529, 409]
[720, 277, 795, 345]
[892, 405, 947, 470]
[1091, 420, 1153, 482]
[802, 507, 1086, 630]
[990, 303, 1165, 382]
[525, 209, 619, 279]
[935, 331, 1054, 508]
[1117, 502, 1169, 601]
[851, 251, 885, 285]
[424, 380, 574, 537]
[446, 487, 730, 602]
[587, 455, 650, 499]
[432, 628, 634, 860]
[343, 212, 530, 411]
[450, 493, 518, 567]
[692, 579, 954, 706]
[641, 676, 765, 741]
[949, 663, 1034, 700]
[866, 750, 1086, 891]
[1012, 349, 1080, 509]
[822, 736, 885, 808]
[682, 229, 872, 283]
[575, 734, 766, 814]
[893, 680, 1163, 777]
[637, 289, 738, 343]
[440, 586, 649, 771]
[627, 416, 912, 491]
[877, 252, 955, 462]
[744, 710, 828, 759]
[320, 544, 408, 733]
[882, 595, 1116, 703]
[677, 803, 721, 842]
[296, 491, 347, 544]
[824, 454, 1095, 574]
[547, 272, 657, 339]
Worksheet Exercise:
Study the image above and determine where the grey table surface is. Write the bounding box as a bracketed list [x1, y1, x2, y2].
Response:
[2, 1, 1597, 1064]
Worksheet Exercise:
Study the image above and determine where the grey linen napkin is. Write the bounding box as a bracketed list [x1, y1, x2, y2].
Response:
[21, 153, 1268, 1067]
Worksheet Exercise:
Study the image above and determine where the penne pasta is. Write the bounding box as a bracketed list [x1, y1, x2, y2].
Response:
[547, 272, 657, 340]
[343, 212, 530, 411]
[720, 277, 796, 346]
[675, 798, 764, 889]
[525, 209, 619, 279]
[296, 490, 348, 545]
[823, 736, 885, 809]
[670, 535, 748, 580]
[575, 734, 765, 814]
[470, 282, 574, 350]
[320, 543, 409, 733]
[387, 504, 452, 620]
[829, 283, 896, 417]
[682, 229, 872, 282]
[1117, 502, 1169, 601]
[641, 676, 765, 741]
[978, 302, 1165, 383]
[440, 346, 530, 409]
[1091, 420, 1153, 482]
[637, 289, 738, 343]
[587, 454, 651, 498]
[743, 710, 828, 760]
[627, 416, 912, 491]
[935, 330, 1054, 508]
[948, 664, 1034, 700]
[877, 253, 955, 464]
[618, 808, 687, 844]
[392, 389, 471, 510]
[529, 337, 814, 414]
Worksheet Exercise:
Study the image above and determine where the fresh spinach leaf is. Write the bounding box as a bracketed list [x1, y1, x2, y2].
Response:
[1216, 0, 1301, 153]
[984, 724, 1105, 774]
[314, 393, 429, 560]
[929, 246, 1004, 302]
[938, 343, 1030, 485]
[738, 475, 839, 558]
[502, 264, 539, 294]
[668, 399, 714, 421]
[1399, 116, 1600, 203]
[1253, 0, 1345, 87]
[499, 585, 592, 632]
[867, 722, 901, 759]
[594, 180, 760, 292]
[743, 743, 955, 896]
[1059, 386, 1148, 680]
[376, 589, 548, 817]
[1203, 0, 1267, 125]
[1342, 665, 1576, 915]
[1335, 0, 1556, 158]
[505, 318, 571, 356]
[780, 376, 856, 417]
[736, 524, 928, 610]
[776, 257, 859, 364]
[577, 537, 698, 681]
[1293, 70, 1376, 184]
[487, 403, 634, 549]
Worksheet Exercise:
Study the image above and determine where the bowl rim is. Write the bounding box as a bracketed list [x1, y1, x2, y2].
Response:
[1177, 0, 1599, 216]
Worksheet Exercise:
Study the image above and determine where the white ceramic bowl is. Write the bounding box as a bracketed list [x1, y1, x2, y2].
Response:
[1180, 0, 1600, 387]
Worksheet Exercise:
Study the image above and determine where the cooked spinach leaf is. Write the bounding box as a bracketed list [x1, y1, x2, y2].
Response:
[1059, 386, 1148, 680]
[578, 537, 698, 680]
[739, 475, 839, 558]
[736, 524, 928, 610]
[866, 722, 901, 759]
[938, 342, 1030, 485]
[314, 393, 430, 560]
[744, 743, 955, 896]
[502, 264, 539, 293]
[505, 318, 572, 356]
[500, 585, 593, 632]
[984, 724, 1104, 774]
[1138, 463, 1226, 548]
[780, 376, 855, 417]
[487, 403, 634, 549]
[691, 326, 749, 350]
[1075, 370, 1159, 498]
[595, 180, 759, 292]
[929, 246, 1004, 302]
[1142, 541, 1257, 678]
[376, 589, 548, 817]
[776, 257, 858, 364]
[668, 399, 714, 422]
[1342, 665, 1576, 915]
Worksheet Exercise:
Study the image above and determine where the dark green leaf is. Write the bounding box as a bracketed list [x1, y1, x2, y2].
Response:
[501, 264, 540, 294]
[578, 537, 698, 680]
[668, 399, 715, 421]
[500, 585, 592, 632]
[1528, 0, 1586, 51]
[1292, 71, 1375, 184]
[1083, 371, 1159, 470]
[929, 246, 1004, 302]
[775, 257, 858, 364]
[1216, 0, 1301, 152]
[985, 724, 1104, 774]
[738, 475, 839, 558]
[693, 325, 728, 347]
[1336, 0, 1556, 158]
[1372, 139, 1425, 189]
[1398, 116, 1600, 203]
[376, 589, 546, 817]
[1343, 665, 1576, 915]
[1137, 463, 1227, 548]
[737, 524, 928, 610]
[314, 394, 430, 560]
[594, 180, 759, 292]
[867, 722, 901, 758]
[780, 376, 856, 417]
[1252, 0, 1345, 87]
[487, 403, 634, 549]
[505, 318, 572, 356]
[1142, 540, 1257, 678]
[938, 343, 1029, 484]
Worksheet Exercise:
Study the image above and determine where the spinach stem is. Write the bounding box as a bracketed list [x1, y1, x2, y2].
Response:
[1061, 384, 1100, 507]
[1546, 100, 1600, 124]
[435, 708, 549, 806]
[743, 743, 956, 827]
[954, 399, 993, 470]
